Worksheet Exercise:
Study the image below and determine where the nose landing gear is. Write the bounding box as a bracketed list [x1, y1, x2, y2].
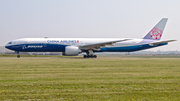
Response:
[15, 51, 20, 58]
[17, 54, 20, 58]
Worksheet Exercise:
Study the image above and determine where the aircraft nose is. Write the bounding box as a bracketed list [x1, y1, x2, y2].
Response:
[5, 44, 11, 49]
[5, 44, 8, 49]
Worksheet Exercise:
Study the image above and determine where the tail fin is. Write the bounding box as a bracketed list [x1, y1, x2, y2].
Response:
[143, 18, 168, 40]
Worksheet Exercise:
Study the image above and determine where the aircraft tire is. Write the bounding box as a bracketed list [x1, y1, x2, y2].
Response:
[17, 55, 20, 58]
[94, 55, 97, 58]
[84, 55, 87, 58]
[90, 55, 93, 58]
[84, 55, 97, 58]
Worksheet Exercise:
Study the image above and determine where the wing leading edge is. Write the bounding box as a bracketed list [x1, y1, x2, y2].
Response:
[80, 39, 131, 50]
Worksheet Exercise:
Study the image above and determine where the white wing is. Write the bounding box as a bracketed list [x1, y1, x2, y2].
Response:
[80, 39, 131, 50]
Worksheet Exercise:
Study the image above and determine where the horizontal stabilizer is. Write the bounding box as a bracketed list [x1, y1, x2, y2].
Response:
[149, 40, 176, 46]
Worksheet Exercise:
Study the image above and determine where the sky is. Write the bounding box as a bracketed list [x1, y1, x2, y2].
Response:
[0, 0, 179, 51]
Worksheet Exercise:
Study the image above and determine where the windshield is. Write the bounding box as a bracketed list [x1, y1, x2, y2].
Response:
[8, 42, 12, 44]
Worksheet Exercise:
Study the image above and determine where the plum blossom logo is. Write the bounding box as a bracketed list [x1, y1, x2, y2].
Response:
[149, 27, 162, 39]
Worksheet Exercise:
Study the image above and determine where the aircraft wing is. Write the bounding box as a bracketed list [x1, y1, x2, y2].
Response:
[149, 40, 176, 46]
[80, 39, 131, 50]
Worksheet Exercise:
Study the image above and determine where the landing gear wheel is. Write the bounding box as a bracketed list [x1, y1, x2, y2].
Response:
[84, 55, 87, 58]
[94, 55, 97, 58]
[17, 55, 20, 58]
[90, 55, 93, 58]
[83, 55, 97, 58]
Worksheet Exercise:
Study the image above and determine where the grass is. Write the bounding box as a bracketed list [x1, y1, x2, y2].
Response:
[0, 54, 57, 57]
[0, 56, 180, 100]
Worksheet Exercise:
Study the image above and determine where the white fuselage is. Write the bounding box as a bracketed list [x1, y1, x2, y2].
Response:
[5, 38, 166, 54]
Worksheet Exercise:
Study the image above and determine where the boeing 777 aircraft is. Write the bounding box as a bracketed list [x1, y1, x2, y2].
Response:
[5, 18, 176, 58]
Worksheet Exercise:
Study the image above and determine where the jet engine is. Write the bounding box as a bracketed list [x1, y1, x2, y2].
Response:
[62, 46, 81, 56]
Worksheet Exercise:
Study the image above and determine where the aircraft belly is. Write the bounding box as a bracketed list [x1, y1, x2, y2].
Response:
[99, 43, 167, 52]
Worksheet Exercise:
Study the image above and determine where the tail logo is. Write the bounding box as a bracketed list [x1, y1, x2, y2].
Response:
[149, 27, 162, 39]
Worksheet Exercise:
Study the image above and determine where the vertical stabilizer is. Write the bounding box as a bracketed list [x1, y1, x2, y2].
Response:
[143, 18, 168, 40]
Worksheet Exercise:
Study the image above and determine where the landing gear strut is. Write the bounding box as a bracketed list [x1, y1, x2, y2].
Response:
[16, 51, 20, 58]
[84, 50, 97, 58]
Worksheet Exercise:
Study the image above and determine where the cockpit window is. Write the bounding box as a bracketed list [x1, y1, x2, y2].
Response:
[8, 42, 12, 44]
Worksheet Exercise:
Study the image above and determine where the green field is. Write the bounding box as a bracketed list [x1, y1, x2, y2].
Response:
[0, 56, 180, 101]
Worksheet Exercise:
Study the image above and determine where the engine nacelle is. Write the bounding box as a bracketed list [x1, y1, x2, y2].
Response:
[62, 46, 81, 56]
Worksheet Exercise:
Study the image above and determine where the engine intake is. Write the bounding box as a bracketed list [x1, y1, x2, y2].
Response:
[62, 46, 81, 56]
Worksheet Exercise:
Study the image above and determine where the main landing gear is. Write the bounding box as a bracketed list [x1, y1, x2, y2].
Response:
[84, 50, 97, 58]
[84, 55, 97, 58]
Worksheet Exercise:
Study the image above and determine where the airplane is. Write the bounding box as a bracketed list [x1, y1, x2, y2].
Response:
[5, 18, 176, 58]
